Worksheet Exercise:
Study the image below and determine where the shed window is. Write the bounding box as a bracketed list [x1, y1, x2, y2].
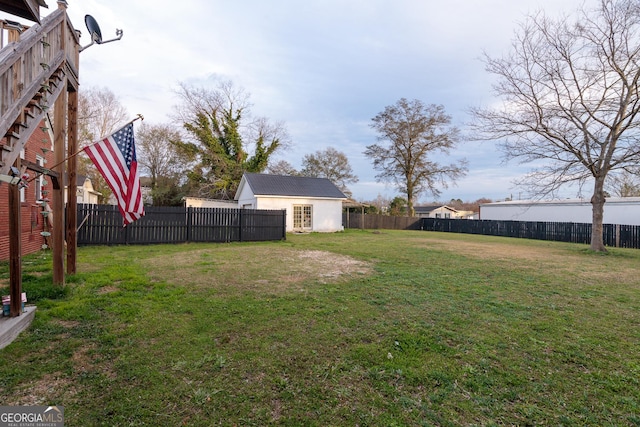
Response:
[293, 205, 312, 230]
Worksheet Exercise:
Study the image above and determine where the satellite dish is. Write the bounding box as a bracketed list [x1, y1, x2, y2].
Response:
[85, 15, 103, 44]
[80, 14, 123, 52]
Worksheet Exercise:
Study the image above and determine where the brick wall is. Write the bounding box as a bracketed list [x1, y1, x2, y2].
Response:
[0, 120, 56, 261]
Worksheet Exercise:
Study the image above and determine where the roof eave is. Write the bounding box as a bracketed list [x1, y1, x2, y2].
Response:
[0, 0, 48, 23]
[255, 194, 347, 200]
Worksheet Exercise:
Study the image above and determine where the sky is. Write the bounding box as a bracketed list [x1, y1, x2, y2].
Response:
[25, 0, 591, 203]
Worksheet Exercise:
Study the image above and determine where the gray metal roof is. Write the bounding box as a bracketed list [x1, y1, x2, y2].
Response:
[243, 173, 346, 199]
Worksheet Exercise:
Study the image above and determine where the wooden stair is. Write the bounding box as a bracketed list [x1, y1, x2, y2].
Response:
[0, 7, 78, 175]
[1, 67, 66, 171]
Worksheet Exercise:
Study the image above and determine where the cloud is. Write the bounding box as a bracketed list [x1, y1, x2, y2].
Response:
[29, 0, 586, 201]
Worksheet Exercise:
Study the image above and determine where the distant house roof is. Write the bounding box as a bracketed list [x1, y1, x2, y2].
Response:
[342, 199, 370, 208]
[237, 173, 347, 199]
[63, 173, 89, 187]
[415, 204, 458, 214]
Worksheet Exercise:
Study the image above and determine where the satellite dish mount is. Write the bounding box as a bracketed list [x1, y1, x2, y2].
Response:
[80, 15, 123, 52]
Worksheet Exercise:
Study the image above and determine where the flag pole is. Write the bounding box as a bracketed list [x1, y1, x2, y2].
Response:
[28, 114, 144, 182]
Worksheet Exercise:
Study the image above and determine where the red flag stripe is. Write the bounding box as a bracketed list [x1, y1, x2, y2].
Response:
[86, 139, 127, 190]
[85, 143, 129, 211]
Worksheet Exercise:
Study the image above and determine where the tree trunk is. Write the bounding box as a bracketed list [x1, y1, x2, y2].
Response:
[406, 190, 415, 217]
[590, 176, 607, 252]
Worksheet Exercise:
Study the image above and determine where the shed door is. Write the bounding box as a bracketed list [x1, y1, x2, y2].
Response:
[293, 205, 313, 230]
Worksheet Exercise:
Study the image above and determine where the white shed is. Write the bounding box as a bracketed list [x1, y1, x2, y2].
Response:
[235, 173, 347, 232]
[479, 197, 640, 225]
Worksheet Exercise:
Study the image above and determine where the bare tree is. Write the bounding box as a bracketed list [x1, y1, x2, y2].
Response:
[365, 98, 467, 216]
[362, 194, 391, 214]
[300, 147, 358, 197]
[607, 169, 640, 197]
[471, 0, 640, 252]
[78, 86, 129, 145]
[135, 122, 188, 205]
[267, 159, 299, 176]
[172, 80, 251, 129]
[77, 86, 129, 203]
[136, 123, 183, 187]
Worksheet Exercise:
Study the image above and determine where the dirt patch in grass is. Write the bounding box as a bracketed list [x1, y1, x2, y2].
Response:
[146, 247, 373, 294]
[5, 372, 76, 406]
[421, 237, 639, 285]
[55, 319, 81, 328]
[97, 286, 118, 294]
[421, 237, 561, 262]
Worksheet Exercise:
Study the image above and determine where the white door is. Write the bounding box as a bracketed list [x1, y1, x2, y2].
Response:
[293, 205, 313, 230]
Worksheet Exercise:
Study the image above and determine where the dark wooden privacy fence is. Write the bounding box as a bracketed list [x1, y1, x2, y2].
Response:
[342, 213, 422, 230]
[76, 204, 286, 246]
[422, 218, 640, 249]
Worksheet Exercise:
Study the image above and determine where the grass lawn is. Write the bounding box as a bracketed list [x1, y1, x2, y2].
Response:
[0, 229, 639, 426]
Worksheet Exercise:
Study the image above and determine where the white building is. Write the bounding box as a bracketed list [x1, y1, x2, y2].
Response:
[414, 205, 458, 219]
[479, 197, 640, 225]
[414, 204, 476, 219]
[64, 174, 101, 204]
[235, 173, 347, 232]
[183, 197, 238, 209]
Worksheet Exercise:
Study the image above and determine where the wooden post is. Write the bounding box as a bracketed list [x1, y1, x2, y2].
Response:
[66, 89, 78, 274]
[51, 0, 68, 284]
[8, 161, 22, 317]
[7, 21, 24, 316]
[52, 85, 67, 285]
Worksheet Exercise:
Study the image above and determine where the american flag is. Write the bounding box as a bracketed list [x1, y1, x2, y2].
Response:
[83, 123, 144, 226]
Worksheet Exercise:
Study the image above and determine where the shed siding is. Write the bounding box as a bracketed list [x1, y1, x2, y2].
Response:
[235, 184, 257, 208]
[254, 197, 343, 232]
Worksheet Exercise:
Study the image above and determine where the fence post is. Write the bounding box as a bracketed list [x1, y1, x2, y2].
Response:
[282, 209, 287, 240]
[186, 207, 192, 243]
[239, 209, 243, 242]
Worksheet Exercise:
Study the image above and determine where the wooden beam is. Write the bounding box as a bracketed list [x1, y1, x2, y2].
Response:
[8, 159, 22, 317]
[52, 80, 66, 285]
[21, 158, 60, 178]
[66, 89, 77, 274]
[21, 158, 60, 190]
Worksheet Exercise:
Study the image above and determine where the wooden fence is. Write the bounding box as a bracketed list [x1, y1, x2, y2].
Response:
[342, 213, 640, 249]
[342, 213, 422, 230]
[76, 204, 286, 246]
[423, 218, 640, 249]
